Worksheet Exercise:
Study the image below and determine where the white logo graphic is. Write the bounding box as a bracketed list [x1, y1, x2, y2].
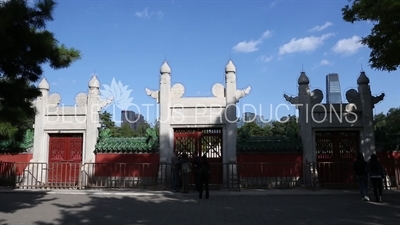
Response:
[100, 78, 134, 110]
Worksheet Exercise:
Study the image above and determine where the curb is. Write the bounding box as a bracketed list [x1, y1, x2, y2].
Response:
[1, 188, 399, 197]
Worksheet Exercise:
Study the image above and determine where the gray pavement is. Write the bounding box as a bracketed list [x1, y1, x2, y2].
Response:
[1, 189, 400, 225]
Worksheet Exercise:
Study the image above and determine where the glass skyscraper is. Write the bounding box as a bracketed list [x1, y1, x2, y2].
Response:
[326, 73, 342, 104]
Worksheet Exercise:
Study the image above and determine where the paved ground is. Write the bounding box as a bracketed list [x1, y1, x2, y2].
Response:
[1, 189, 400, 225]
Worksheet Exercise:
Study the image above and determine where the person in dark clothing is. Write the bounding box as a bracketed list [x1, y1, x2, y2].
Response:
[178, 153, 191, 193]
[192, 153, 202, 192]
[366, 154, 386, 203]
[354, 152, 369, 201]
[171, 150, 179, 192]
[199, 155, 210, 199]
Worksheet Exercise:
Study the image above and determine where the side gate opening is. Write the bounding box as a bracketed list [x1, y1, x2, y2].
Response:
[315, 130, 359, 188]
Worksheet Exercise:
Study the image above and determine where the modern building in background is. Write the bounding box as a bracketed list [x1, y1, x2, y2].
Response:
[121, 110, 145, 130]
[326, 73, 342, 104]
[237, 112, 271, 128]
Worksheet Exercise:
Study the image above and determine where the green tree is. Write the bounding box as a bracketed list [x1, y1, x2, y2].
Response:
[0, 0, 81, 150]
[374, 108, 400, 134]
[118, 123, 135, 137]
[237, 122, 273, 137]
[385, 108, 400, 135]
[153, 119, 160, 136]
[99, 111, 119, 136]
[271, 115, 299, 137]
[132, 121, 151, 137]
[342, 0, 400, 71]
[374, 108, 400, 149]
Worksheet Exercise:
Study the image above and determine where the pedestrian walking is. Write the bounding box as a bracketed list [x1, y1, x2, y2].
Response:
[199, 155, 210, 199]
[192, 152, 201, 192]
[179, 153, 191, 193]
[171, 150, 179, 192]
[366, 154, 386, 203]
[354, 152, 369, 201]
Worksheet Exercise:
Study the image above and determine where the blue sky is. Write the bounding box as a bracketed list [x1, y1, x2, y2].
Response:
[41, 0, 400, 125]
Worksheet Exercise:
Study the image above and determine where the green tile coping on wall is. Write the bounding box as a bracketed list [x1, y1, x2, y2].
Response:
[94, 128, 159, 153]
[1, 128, 399, 154]
[94, 137, 159, 153]
[237, 136, 303, 153]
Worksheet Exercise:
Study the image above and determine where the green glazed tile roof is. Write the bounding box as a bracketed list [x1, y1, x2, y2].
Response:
[237, 136, 302, 153]
[94, 128, 159, 153]
[94, 137, 158, 153]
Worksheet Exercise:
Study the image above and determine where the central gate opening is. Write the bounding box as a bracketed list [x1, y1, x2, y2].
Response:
[174, 128, 223, 185]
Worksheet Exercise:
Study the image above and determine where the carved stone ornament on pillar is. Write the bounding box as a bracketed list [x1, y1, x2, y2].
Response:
[75, 93, 88, 107]
[212, 83, 225, 98]
[236, 86, 251, 102]
[160, 75, 170, 84]
[47, 93, 61, 107]
[226, 74, 236, 83]
[171, 83, 185, 98]
[145, 88, 160, 103]
[310, 89, 323, 104]
[345, 89, 361, 104]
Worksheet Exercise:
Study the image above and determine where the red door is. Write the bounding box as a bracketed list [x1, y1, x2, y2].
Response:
[48, 134, 83, 186]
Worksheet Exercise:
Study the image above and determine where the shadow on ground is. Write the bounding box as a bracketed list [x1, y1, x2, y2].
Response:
[1, 191, 400, 225]
[0, 191, 56, 214]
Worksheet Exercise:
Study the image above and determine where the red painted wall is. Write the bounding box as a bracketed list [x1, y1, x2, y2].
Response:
[378, 151, 400, 176]
[0, 154, 32, 177]
[94, 154, 160, 177]
[237, 153, 303, 177]
[0, 153, 32, 163]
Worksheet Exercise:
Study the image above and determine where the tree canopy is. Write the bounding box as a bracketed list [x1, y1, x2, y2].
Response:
[0, 0, 81, 149]
[374, 107, 400, 150]
[237, 115, 300, 138]
[342, 0, 400, 72]
[99, 111, 152, 137]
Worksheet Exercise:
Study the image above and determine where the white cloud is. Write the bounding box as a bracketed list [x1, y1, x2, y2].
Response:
[135, 7, 164, 19]
[309, 22, 333, 32]
[256, 55, 273, 63]
[232, 30, 272, 53]
[320, 59, 333, 66]
[279, 33, 334, 55]
[332, 36, 364, 55]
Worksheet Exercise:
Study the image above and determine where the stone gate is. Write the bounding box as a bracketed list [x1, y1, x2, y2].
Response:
[283, 71, 385, 186]
[145, 60, 250, 183]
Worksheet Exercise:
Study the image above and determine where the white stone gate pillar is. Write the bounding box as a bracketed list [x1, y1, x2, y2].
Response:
[357, 72, 384, 160]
